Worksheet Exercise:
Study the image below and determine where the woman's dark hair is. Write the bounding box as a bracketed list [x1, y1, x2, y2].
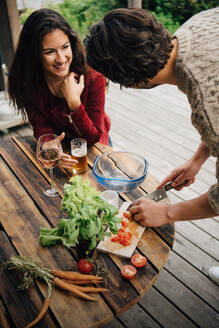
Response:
[85, 8, 174, 87]
[8, 8, 87, 118]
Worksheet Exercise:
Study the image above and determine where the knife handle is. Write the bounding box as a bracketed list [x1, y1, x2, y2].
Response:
[165, 183, 173, 191]
[165, 180, 189, 191]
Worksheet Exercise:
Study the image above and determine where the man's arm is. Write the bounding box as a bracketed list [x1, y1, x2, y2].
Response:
[166, 192, 216, 223]
[129, 192, 217, 227]
[157, 141, 211, 190]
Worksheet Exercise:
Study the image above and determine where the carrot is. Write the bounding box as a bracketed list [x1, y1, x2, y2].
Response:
[71, 284, 109, 293]
[61, 279, 97, 285]
[53, 277, 97, 301]
[51, 269, 103, 281]
[26, 297, 50, 328]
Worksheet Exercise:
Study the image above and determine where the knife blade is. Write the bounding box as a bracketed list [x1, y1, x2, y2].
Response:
[145, 183, 173, 202]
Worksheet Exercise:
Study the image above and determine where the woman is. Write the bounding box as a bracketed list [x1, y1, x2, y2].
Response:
[8, 8, 111, 169]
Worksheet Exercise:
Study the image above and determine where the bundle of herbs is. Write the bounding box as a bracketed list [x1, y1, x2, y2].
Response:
[40, 176, 121, 250]
[3, 256, 108, 327]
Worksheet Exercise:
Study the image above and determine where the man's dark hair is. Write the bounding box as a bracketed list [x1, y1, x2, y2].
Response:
[8, 8, 87, 119]
[85, 8, 174, 87]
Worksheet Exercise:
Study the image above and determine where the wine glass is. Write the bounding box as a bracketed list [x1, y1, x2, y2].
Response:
[36, 134, 63, 197]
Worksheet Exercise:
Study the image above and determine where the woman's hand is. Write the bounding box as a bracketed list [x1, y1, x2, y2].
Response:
[59, 153, 77, 169]
[60, 72, 84, 111]
[128, 198, 169, 227]
[58, 132, 78, 169]
[157, 158, 202, 191]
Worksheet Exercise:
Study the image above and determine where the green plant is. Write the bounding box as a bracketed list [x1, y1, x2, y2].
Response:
[155, 0, 218, 25]
[152, 10, 180, 34]
[49, 0, 126, 39]
[19, 8, 34, 25]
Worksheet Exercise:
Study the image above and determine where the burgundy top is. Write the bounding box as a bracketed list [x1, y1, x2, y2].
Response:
[26, 68, 111, 146]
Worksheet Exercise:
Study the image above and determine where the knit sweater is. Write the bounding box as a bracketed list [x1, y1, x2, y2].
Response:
[174, 8, 219, 214]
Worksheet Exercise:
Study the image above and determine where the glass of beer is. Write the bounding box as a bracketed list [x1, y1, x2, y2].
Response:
[71, 138, 88, 174]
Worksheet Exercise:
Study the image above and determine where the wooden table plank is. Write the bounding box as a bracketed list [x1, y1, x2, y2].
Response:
[0, 139, 64, 225]
[0, 231, 55, 328]
[138, 228, 171, 271]
[94, 255, 139, 316]
[108, 254, 157, 297]
[0, 298, 11, 328]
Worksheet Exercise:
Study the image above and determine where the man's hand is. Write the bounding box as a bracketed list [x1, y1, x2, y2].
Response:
[128, 198, 169, 227]
[157, 158, 200, 191]
[157, 141, 211, 191]
[129, 192, 216, 228]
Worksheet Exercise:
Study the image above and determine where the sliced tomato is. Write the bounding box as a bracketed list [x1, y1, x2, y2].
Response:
[78, 258, 93, 273]
[119, 235, 126, 244]
[123, 211, 131, 219]
[122, 239, 131, 246]
[119, 227, 125, 232]
[131, 254, 147, 268]
[111, 236, 119, 242]
[122, 221, 129, 227]
[121, 265, 137, 279]
[124, 231, 132, 239]
[117, 231, 124, 238]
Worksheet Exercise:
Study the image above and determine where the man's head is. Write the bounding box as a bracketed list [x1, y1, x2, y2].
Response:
[85, 8, 173, 88]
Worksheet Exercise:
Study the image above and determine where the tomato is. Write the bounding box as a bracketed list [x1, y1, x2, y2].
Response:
[111, 236, 119, 242]
[125, 232, 132, 239]
[123, 211, 131, 219]
[110, 221, 133, 247]
[117, 231, 124, 238]
[112, 229, 133, 246]
[121, 239, 131, 246]
[131, 254, 147, 268]
[78, 258, 93, 273]
[121, 265, 137, 279]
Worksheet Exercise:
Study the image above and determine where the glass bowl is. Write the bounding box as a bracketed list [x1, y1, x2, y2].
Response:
[92, 151, 148, 192]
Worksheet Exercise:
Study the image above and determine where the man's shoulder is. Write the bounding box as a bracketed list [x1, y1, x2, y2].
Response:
[175, 7, 219, 34]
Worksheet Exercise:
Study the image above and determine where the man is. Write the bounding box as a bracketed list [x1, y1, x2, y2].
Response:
[84, 8, 219, 283]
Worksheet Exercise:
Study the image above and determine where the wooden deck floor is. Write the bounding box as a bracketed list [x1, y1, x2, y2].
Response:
[0, 83, 218, 328]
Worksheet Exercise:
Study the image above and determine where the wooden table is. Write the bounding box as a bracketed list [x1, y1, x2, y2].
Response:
[0, 136, 174, 328]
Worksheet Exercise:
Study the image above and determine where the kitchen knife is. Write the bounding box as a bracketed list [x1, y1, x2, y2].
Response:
[145, 183, 173, 202]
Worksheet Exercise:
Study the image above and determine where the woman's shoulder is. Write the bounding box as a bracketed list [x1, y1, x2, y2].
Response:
[86, 67, 105, 83]
[85, 67, 106, 90]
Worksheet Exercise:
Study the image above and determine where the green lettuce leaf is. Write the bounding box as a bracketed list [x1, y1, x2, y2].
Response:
[39, 176, 121, 250]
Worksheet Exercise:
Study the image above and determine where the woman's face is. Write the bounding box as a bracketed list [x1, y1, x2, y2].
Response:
[41, 28, 73, 80]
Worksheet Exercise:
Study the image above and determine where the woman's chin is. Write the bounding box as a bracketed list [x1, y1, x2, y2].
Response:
[51, 70, 69, 80]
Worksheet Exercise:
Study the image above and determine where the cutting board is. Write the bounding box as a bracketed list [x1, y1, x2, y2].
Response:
[97, 202, 145, 258]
